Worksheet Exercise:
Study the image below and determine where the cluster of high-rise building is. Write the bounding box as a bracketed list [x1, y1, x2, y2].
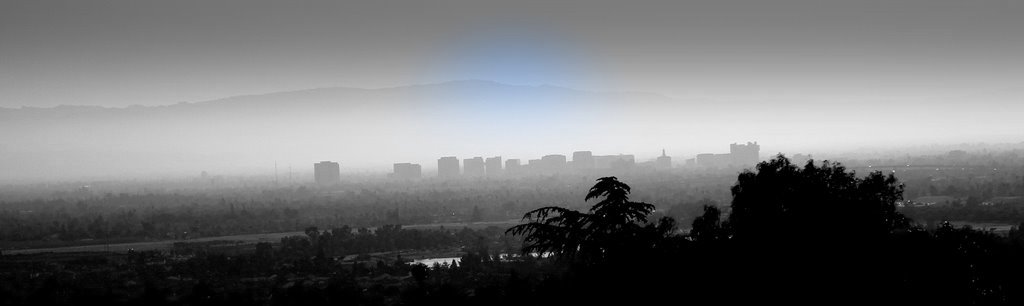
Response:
[422, 151, 655, 179]
[686, 142, 761, 168]
[316, 142, 761, 182]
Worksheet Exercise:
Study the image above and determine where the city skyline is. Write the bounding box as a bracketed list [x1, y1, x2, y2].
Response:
[372, 143, 753, 180]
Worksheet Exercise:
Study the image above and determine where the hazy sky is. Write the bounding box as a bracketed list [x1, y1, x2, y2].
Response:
[3, 0, 1022, 108]
[2, 0, 1023, 181]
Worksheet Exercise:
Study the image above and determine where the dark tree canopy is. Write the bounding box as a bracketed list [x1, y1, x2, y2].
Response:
[727, 154, 911, 244]
[689, 205, 730, 244]
[507, 177, 671, 264]
[585, 177, 656, 233]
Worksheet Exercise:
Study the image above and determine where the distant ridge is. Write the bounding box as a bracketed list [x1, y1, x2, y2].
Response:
[0, 79, 689, 181]
[0, 80, 674, 111]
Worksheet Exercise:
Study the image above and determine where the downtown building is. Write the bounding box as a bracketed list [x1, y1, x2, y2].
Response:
[313, 161, 341, 184]
[391, 163, 422, 180]
[437, 156, 461, 178]
[694, 142, 760, 168]
[655, 149, 672, 170]
[504, 159, 522, 176]
[464, 157, 485, 177]
[485, 156, 503, 177]
[572, 151, 595, 171]
[540, 154, 568, 175]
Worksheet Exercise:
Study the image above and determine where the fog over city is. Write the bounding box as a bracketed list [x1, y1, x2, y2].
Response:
[5, 79, 1020, 182]
[2, 0, 1023, 181]
[2, 1, 1024, 305]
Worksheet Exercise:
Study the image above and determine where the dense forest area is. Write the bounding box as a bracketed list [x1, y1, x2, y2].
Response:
[5, 155, 1024, 305]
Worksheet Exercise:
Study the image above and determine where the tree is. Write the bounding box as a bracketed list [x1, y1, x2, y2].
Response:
[410, 263, 429, 284]
[585, 177, 655, 232]
[689, 205, 730, 243]
[702, 154, 917, 303]
[305, 226, 320, 249]
[507, 177, 670, 264]
[726, 154, 911, 243]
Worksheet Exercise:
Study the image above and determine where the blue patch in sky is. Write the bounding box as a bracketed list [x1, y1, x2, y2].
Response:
[443, 24, 583, 87]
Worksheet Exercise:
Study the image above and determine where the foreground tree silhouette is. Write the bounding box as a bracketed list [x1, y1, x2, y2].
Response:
[506, 177, 672, 264]
[726, 154, 911, 243]
[689, 205, 730, 244]
[696, 154, 917, 303]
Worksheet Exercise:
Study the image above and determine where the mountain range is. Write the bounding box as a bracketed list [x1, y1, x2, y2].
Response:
[0, 81, 691, 181]
[1, 80, 1020, 182]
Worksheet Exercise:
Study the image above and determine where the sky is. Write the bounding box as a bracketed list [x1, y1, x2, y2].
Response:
[1, 0, 1023, 181]
[2, 0, 1022, 108]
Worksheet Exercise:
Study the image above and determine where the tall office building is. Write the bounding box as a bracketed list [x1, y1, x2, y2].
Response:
[504, 159, 522, 176]
[392, 163, 422, 179]
[572, 151, 594, 171]
[313, 161, 340, 184]
[526, 159, 542, 175]
[655, 149, 672, 170]
[437, 156, 460, 178]
[485, 156, 502, 177]
[695, 142, 761, 168]
[464, 157, 485, 177]
[541, 154, 567, 174]
[730, 142, 760, 166]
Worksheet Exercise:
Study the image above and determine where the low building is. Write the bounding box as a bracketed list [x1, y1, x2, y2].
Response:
[314, 161, 340, 184]
[392, 163, 422, 179]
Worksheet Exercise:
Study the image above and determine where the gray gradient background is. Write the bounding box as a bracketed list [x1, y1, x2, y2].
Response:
[3, 0, 1022, 107]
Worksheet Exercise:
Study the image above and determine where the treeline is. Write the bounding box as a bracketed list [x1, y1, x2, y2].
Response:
[902, 171, 1024, 201]
[0, 225, 518, 305]
[0, 175, 733, 245]
[0, 200, 303, 242]
[902, 203, 1024, 225]
[269, 225, 520, 260]
[0, 190, 542, 243]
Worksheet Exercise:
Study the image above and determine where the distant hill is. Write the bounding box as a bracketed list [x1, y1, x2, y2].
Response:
[0, 80, 688, 181]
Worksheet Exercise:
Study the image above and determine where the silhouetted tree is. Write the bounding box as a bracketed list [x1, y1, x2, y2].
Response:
[410, 263, 429, 284]
[507, 177, 672, 264]
[696, 154, 917, 303]
[727, 154, 911, 243]
[305, 226, 320, 244]
[585, 176, 655, 233]
[689, 205, 730, 243]
[506, 205, 591, 260]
